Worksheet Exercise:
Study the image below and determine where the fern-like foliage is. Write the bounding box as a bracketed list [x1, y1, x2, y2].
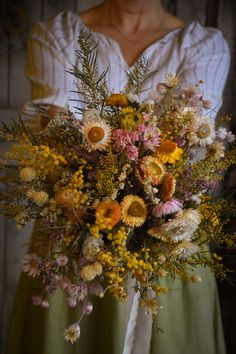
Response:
[69, 30, 109, 112]
[125, 57, 157, 95]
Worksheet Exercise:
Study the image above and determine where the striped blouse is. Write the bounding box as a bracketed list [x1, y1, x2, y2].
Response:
[22, 11, 230, 129]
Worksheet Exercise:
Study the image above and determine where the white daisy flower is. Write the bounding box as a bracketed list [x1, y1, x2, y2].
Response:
[80, 119, 112, 151]
[188, 116, 215, 146]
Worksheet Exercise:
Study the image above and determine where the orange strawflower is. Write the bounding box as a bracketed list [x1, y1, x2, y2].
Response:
[95, 200, 121, 228]
[159, 173, 176, 201]
[135, 156, 165, 185]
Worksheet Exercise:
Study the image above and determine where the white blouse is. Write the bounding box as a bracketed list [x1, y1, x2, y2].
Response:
[22, 11, 230, 129]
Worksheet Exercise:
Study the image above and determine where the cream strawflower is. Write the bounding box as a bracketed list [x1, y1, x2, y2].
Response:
[80, 119, 112, 151]
[64, 322, 80, 343]
[188, 116, 215, 146]
[148, 208, 201, 242]
[82, 235, 104, 261]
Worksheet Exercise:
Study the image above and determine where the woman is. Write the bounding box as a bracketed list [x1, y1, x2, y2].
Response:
[6, 1, 230, 353]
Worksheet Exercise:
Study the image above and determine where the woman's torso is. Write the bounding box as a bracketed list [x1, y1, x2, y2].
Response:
[25, 11, 230, 121]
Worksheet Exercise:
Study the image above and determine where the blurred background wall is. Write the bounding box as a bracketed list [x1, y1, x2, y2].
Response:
[0, 0, 235, 353]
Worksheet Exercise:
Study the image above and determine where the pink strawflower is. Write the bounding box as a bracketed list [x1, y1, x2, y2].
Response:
[153, 199, 182, 218]
[32, 295, 43, 306]
[56, 254, 69, 266]
[22, 253, 41, 278]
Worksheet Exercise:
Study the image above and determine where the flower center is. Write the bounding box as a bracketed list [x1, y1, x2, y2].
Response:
[128, 201, 145, 217]
[198, 124, 211, 138]
[161, 141, 177, 153]
[149, 162, 163, 175]
[103, 207, 113, 218]
[30, 259, 38, 268]
[88, 127, 105, 142]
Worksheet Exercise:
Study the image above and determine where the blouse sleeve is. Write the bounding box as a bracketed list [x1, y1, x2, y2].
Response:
[178, 23, 230, 119]
[21, 11, 77, 130]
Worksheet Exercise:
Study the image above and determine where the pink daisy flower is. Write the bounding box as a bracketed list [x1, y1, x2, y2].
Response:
[153, 199, 182, 218]
[22, 253, 41, 278]
[141, 125, 160, 151]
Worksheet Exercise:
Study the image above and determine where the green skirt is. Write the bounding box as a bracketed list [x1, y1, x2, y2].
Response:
[6, 266, 226, 354]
